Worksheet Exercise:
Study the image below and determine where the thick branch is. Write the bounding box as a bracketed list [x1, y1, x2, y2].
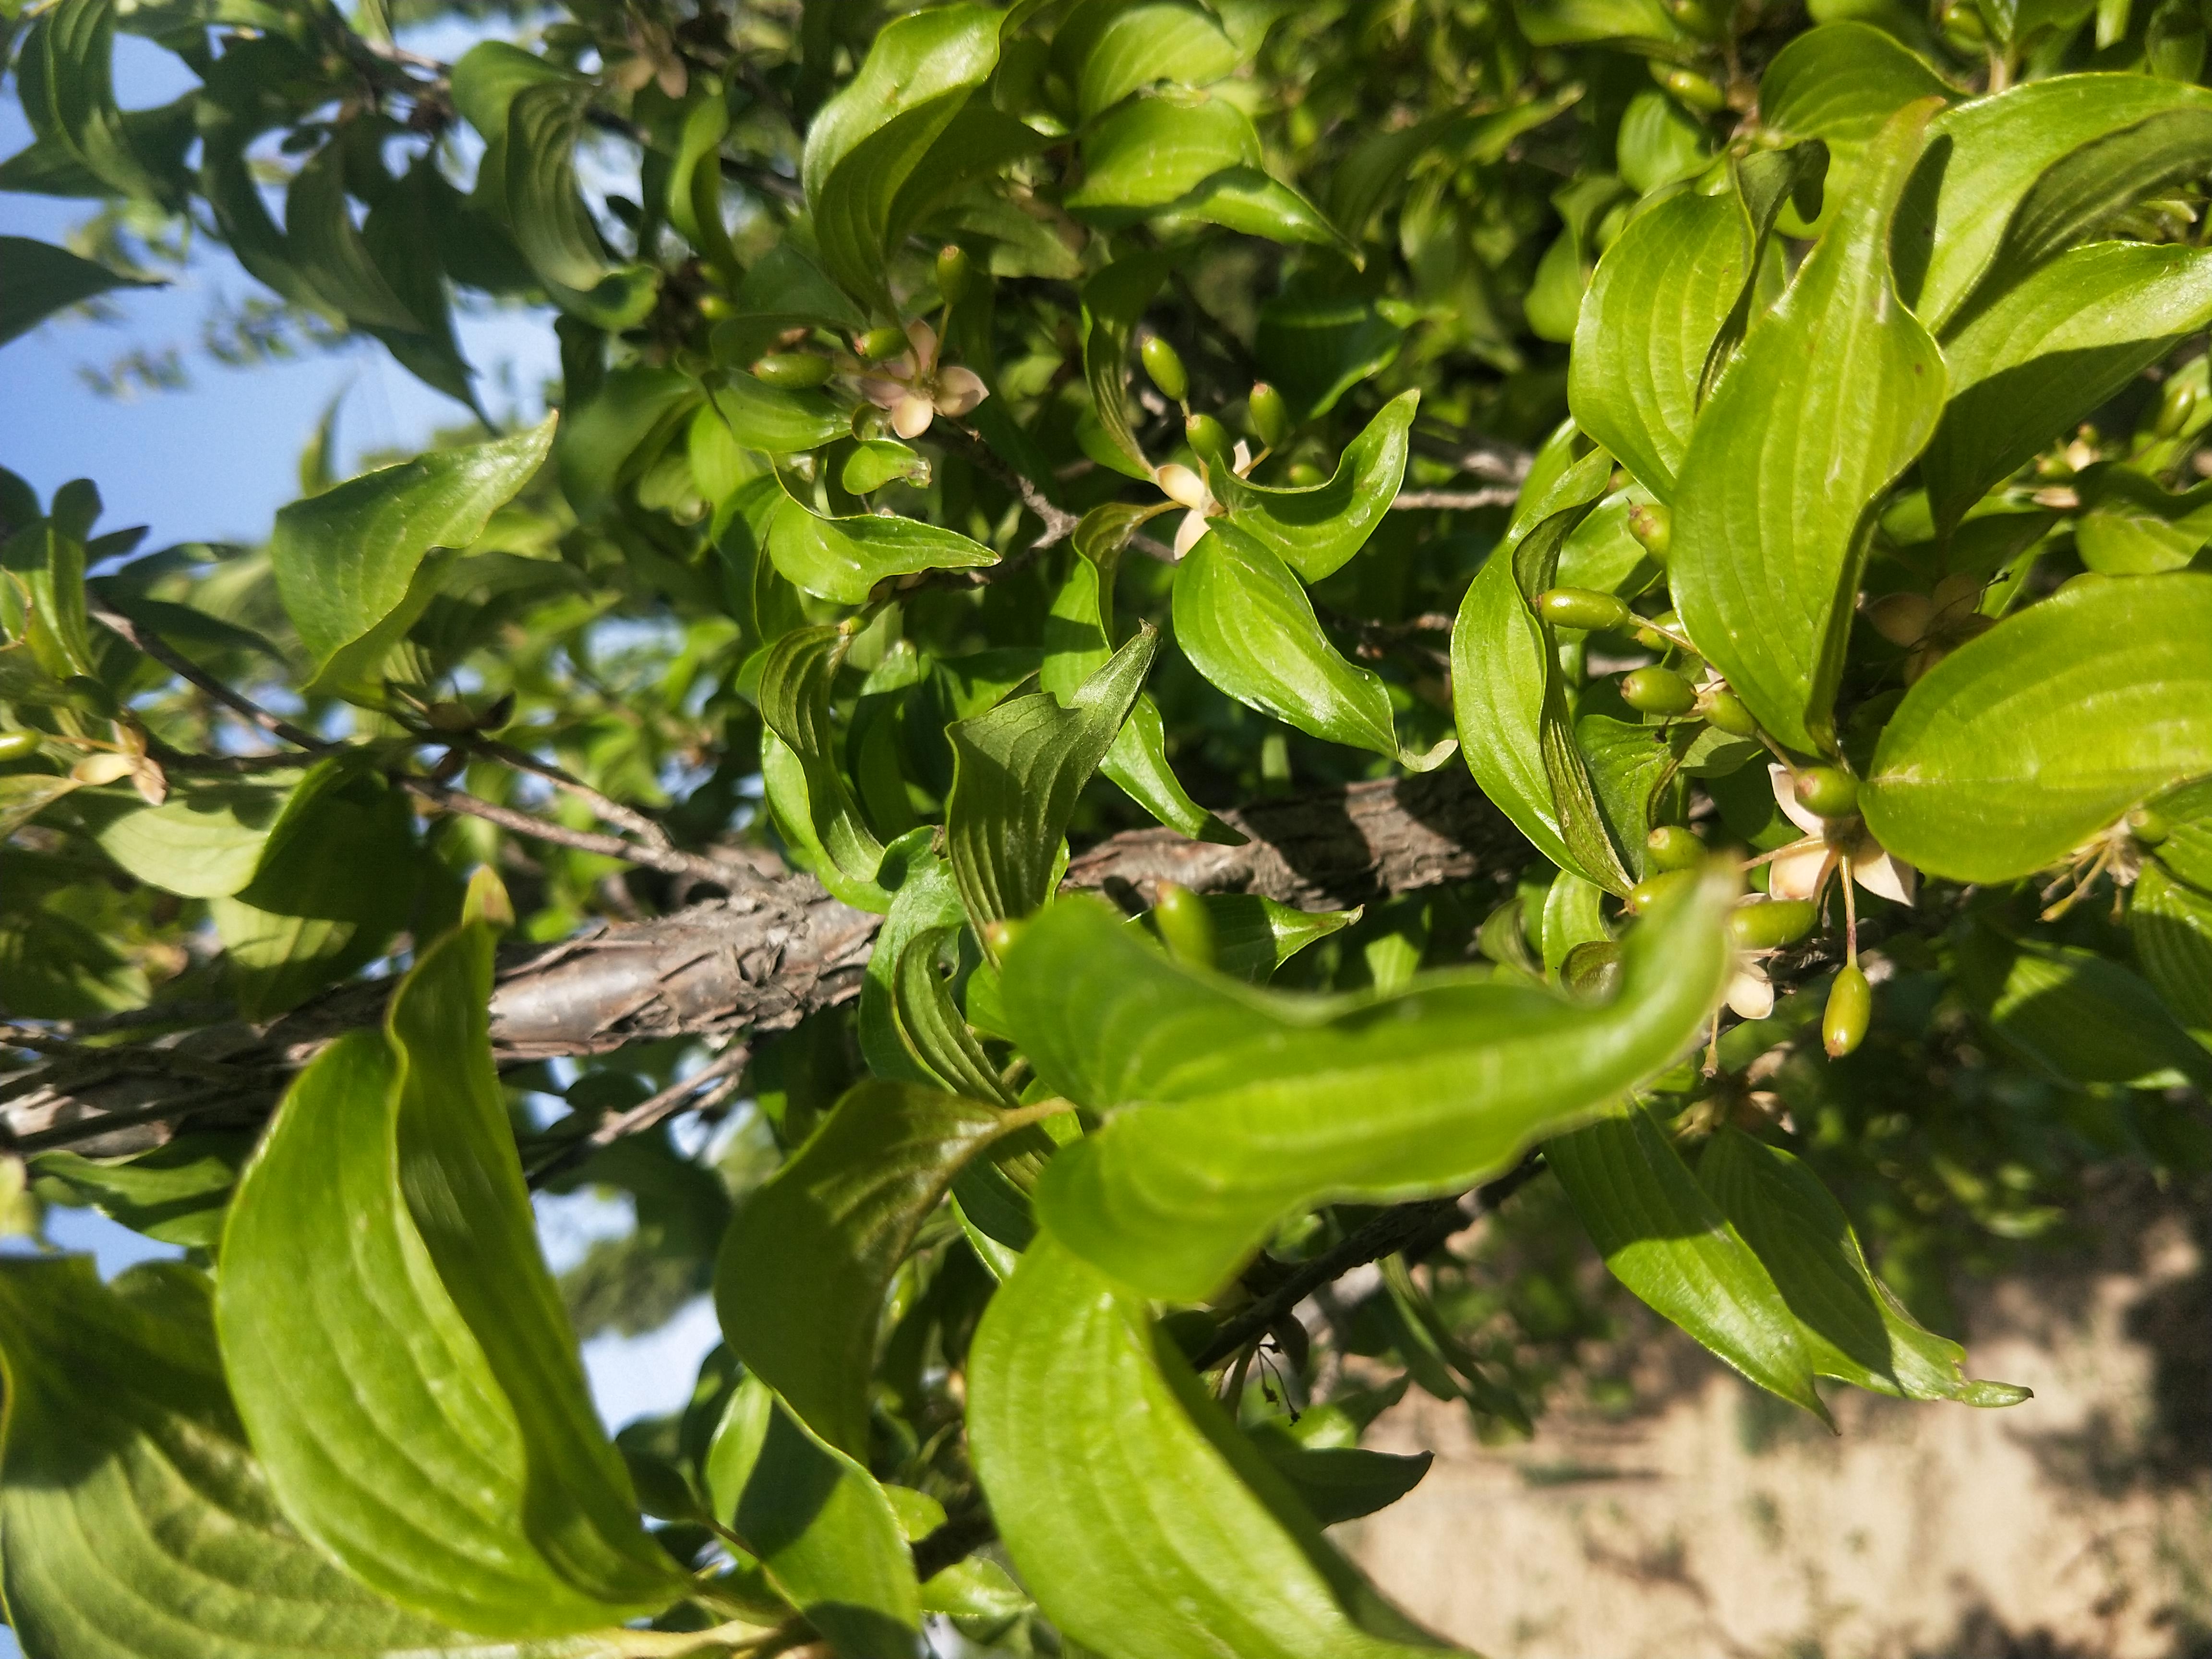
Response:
[2, 769, 1527, 1154]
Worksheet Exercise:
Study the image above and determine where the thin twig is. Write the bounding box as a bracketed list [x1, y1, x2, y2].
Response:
[525, 1042, 752, 1188]
[399, 777, 754, 891]
[91, 608, 331, 754]
[922, 421, 1082, 587]
[462, 735, 674, 849]
[1392, 487, 1522, 511]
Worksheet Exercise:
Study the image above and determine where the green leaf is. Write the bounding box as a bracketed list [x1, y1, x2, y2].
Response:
[1758, 23, 1956, 220]
[1698, 1128, 2032, 1406]
[1202, 891, 1360, 983]
[1568, 192, 1746, 500]
[1861, 573, 2212, 882]
[1066, 93, 1261, 214]
[707, 370, 860, 457]
[892, 926, 1021, 1103]
[1512, 0, 1688, 44]
[2132, 861, 2212, 1029]
[1911, 74, 2212, 330]
[16, 0, 173, 203]
[1013, 866, 1735, 1301]
[270, 416, 555, 692]
[0, 1257, 623, 1659]
[1672, 98, 1946, 757]
[1525, 172, 1632, 345]
[1243, 1427, 1432, 1527]
[28, 1133, 248, 1250]
[1213, 391, 1417, 580]
[1253, 288, 1409, 420]
[858, 835, 969, 1083]
[450, 39, 571, 142]
[757, 625, 886, 891]
[0, 234, 158, 346]
[0, 771, 83, 836]
[2074, 462, 2212, 574]
[766, 485, 998, 604]
[1548, 1106, 1828, 1419]
[217, 921, 682, 1637]
[504, 83, 660, 329]
[667, 81, 741, 283]
[1450, 443, 1633, 891]
[1922, 244, 2212, 531]
[1054, 0, 1242, 122]
[802, 5, 1003, 308]
[1955, 920, 2212, 1089]
[715, 1079, 1014, 1458]
[706, 1379, 923, 1658]
[946, 626, 1156, 930]
[555, 365, 696, 519]
[967, 1234, 1461, 1659]
[80, 775, 299, 898]
[1175, 521, 1402, 763]
[1151, 165, 1358, 255]
[1080, 251, 1180, 476]
[285, 139, 421, 333]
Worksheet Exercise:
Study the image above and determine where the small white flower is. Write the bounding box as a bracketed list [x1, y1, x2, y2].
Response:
[1765, 764, 1915, 907]
[1726, 957, 1775, 1021]
[857, 320, 988, 440]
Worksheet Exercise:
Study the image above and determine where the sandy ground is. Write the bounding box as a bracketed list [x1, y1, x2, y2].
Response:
[1344, 1209, 2212, 1659]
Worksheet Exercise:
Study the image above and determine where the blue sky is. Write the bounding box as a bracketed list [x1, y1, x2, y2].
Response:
[0, 38, 722, 1648]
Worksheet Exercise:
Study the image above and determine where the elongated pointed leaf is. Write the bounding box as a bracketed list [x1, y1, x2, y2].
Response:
[715, 1080, 1012, 1456]
[1213, 390, 1418, 580]
[757, 625, 886, 890]
[1175, 521, 1400, 762]
[767, 487, 998, 603]
[707, 1379, 923, 1659]
[1066, 94, 1262, 214]
[1244, 1428, 1433, 1527]
[286, 140, 420, 333]
[1017, 865, 1735, 1301]
[1861, 573, 2212, 882]
[1202, 891, 1360, 983]
[1923, 243, 2212, 529]
[947, 625, 1155, 929]
[1080, 251, 1180, 475]
[2074, 463, 2212, 574]
[0, 234, 158, 346]
[1698, 1128, 2031, 1406]
[1672, 98, 1946, 757]
[2133, 862, 2212, 1029]
[1912, 74, 2212, 329]
[271, 417, 555, 691]
[218, 924, 681, 1638]
[968, 1234, 1462, 1659]
[18, 0, 172, 203]
[1955, 921, 2212, 1089]
[1054, 0, 1242, 122]
[801, 6, 1002, 307]
[0, 1258, 620, 1659]
[1549, 1106, 1827, 1419]
[504, 83, 659, 329]
[709, 370, 851, 455]
[858, 833, 968, 1083]
[1758, 22, 1956, 214]
[893, 928, 1019, 1105]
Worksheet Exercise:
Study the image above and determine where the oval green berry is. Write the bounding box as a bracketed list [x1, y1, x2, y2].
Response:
[1646, 825, 1704, 872]
[750, 351, 834, 389]
[1823, 963, 1872, 1058]
[855, 325, 911, 362]
[1626, 502, 1671, 561]
[1140, 335, 1188, 404]
[1696, 687, 1758, 738]
[1627, 868, 1695, 913]
[1728, 898, 1818, 951]
[1653, 63, 1727, 112]
[2128, 805, 2172, 846]
[1152, 881, 1216, 970]
[1185, 412, 1232, 475]
[936, 244, 972, 308]
[1620, 665, 1698, 717]
[1793, 766, 1860, 820]
[0, 730, 40, 762]
[1535, 587, 1633, 633]
[1248, 381, 1291, 449]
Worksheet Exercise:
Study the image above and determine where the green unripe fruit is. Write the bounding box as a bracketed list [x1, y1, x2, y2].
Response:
[1535, 586, 1633, 633]
[983, 918, 1024, 961]
[1152, 880, 1216, 969]
[1626, 501, 1671, 561]
[1185, 412, 1233, 475]
[1823, 963, 1872, 1058]
[1248, 381, 1291, 449]
[1627, 868, 1695, 913]
[1652, 62, 1728, 112]
[0, 730, 40, 762]
[1728, 898, 1818, 950]
[2155, 376, 2202, 439]
[936, 244, 972, 308]
[750, 352, 834, 389]
[1793, 765, 1859, 820]
[1696, 687, 1758, 737]
[1285, 461, 1327, 487]
[2128, 805, 2171, 845]
[1140, 334, 1188, 404]
[1663, 0, 1724, 35]
[696, 292, 733, 321]
[1621, 665, 1699, 716]
[855, 325, 910, 362]
[1561, 939, 1624, 999]
[1646, 825, 1705, 872]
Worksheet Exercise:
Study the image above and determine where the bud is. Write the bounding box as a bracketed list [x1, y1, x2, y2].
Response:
[1793, 765, 1859, 819]
[1929, 571, 1982, 625]
[1663, 0, 1724, 35]
[1866, 590, 1933, 647]
[1823, 963, 1872, 1058]
[1627, 868, 1695, 913]
[696, 292, 733, 321]
[423, 700, 477, 733]
[1728, 897, 1818, 950]
[71, 751, 136, 786]
[1621, 665, 1699, 716]
[2128, 805, 2171, 845]
[1248, 381, 1291, 449]
[936, 244, 972, 308]
[751, 352, 834, 389]
[1140, 334, 1188, 404]
[854, 325, 910, 362]
[1185, 412, 1233, 475]
[1535, 586, 1633, 633]
[1626, 501, 1671, 561]
[0, 730, 38, 762]
[1561, 939, 1624, 999]
[2155, 375, 2202, 438]
[1646, 824, 1705, 872]
[1651, 61, 1727, 112]
[1285, 461, 1327, 487]
[1153, 881, 1216, 969]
